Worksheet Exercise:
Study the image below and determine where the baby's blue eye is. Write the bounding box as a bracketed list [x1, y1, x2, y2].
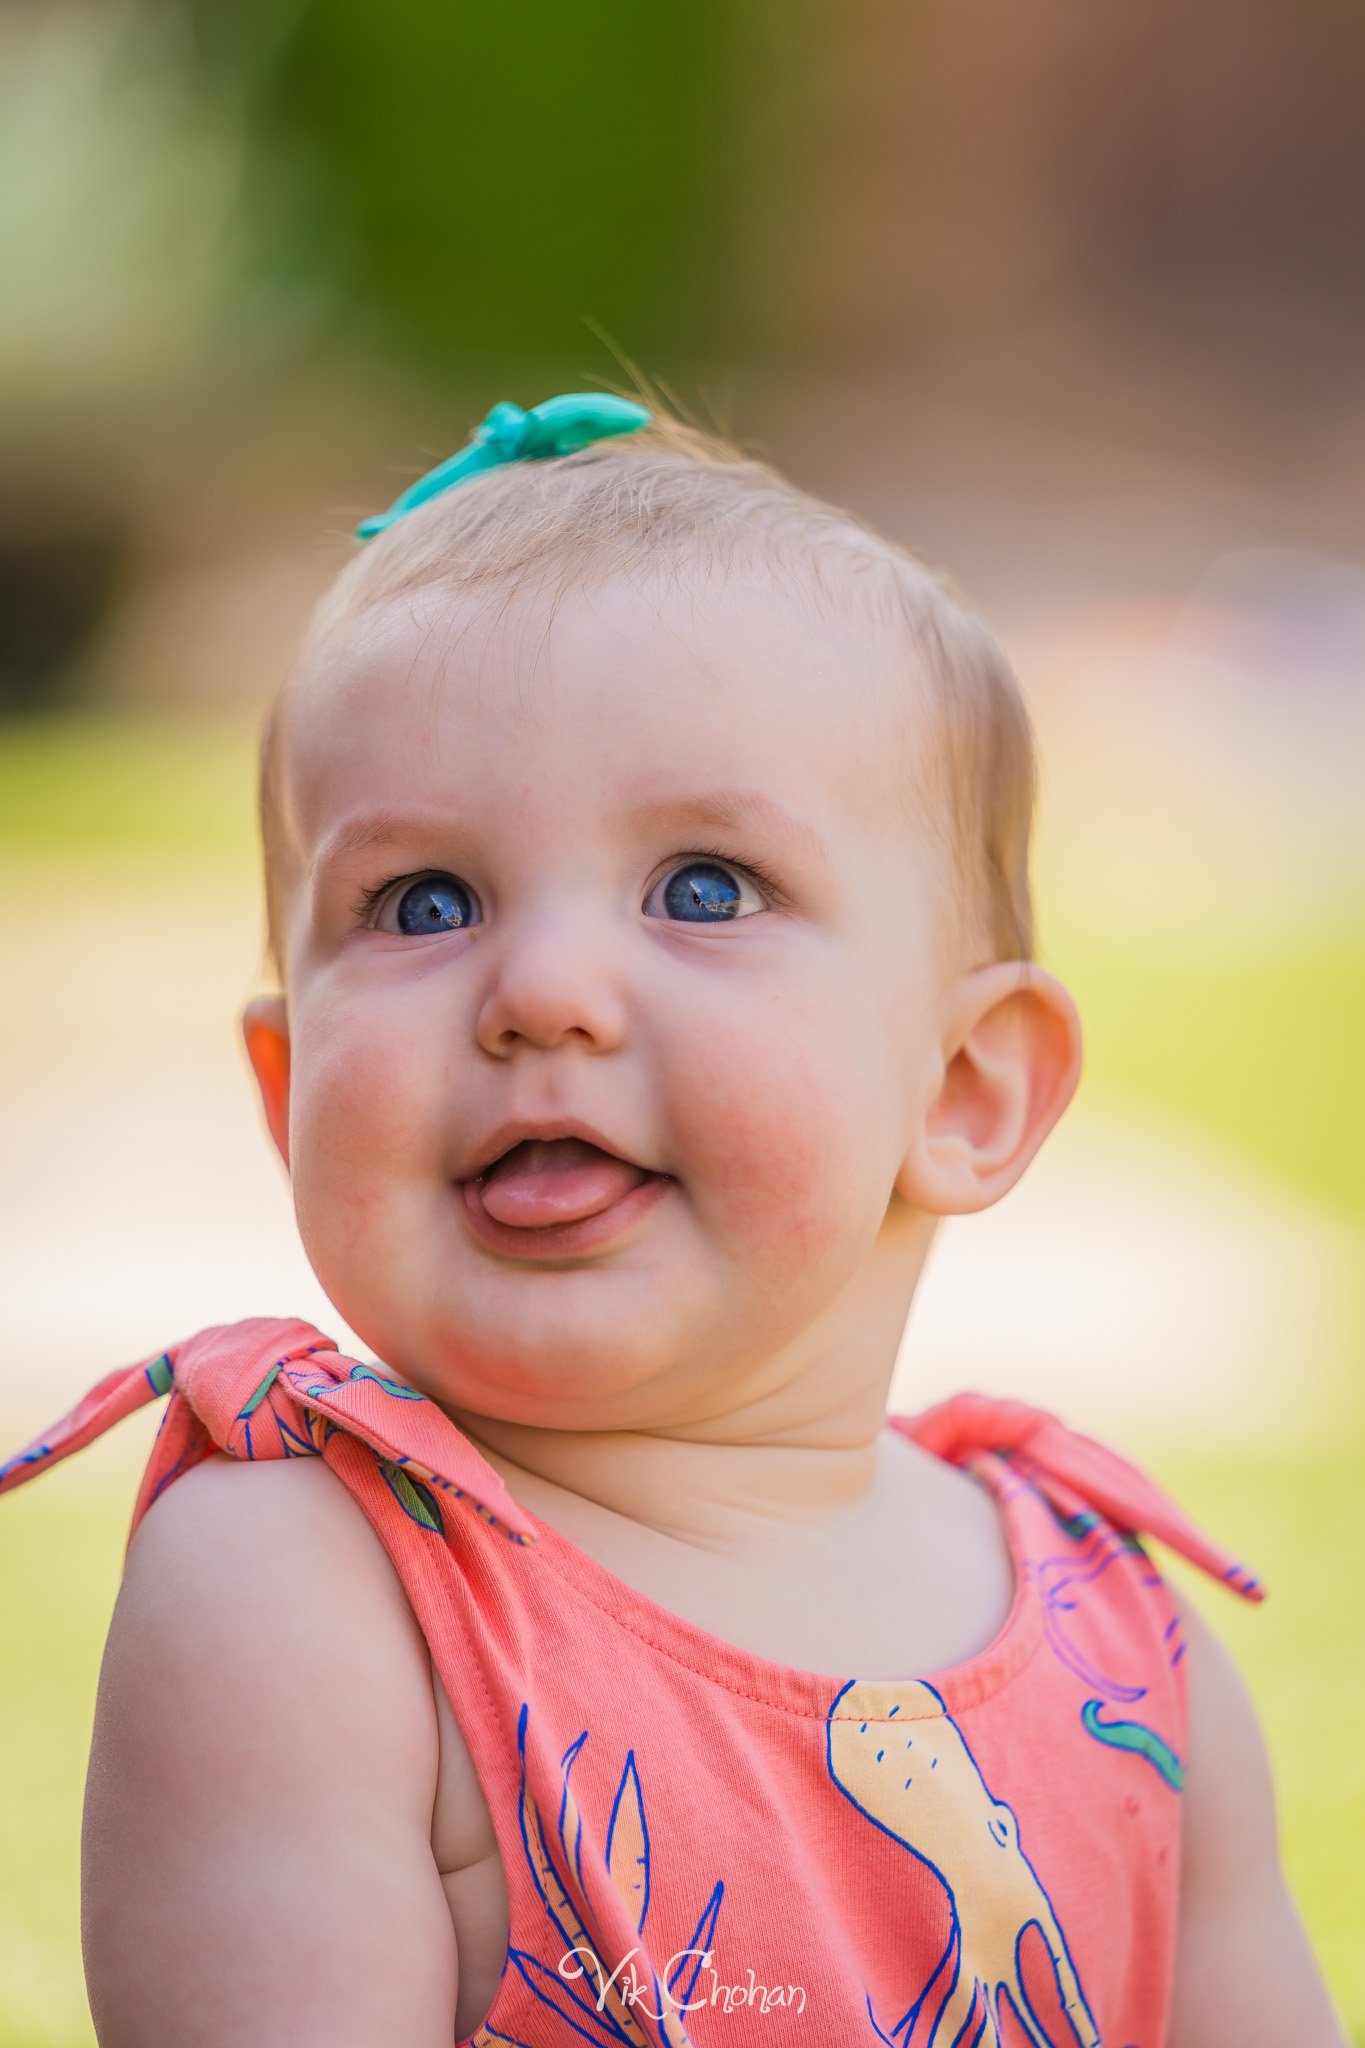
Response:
[645, 860, 762, 923]
[390, 875, 480, 935]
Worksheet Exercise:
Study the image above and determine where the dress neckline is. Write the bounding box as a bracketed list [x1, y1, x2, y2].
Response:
[517, 1416, 1044, 1720]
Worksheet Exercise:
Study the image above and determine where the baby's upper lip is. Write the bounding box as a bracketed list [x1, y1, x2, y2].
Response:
[457, 1116, 654, 1182]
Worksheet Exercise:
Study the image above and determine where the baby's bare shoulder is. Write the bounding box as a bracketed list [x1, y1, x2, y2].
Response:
[125, 1446, 426, 1619]
[84, 1452, 460, 2046]
[115, 1450, 441, 1728]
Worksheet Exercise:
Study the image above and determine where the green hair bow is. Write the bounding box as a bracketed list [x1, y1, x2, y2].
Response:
[354, 392, 652, 541]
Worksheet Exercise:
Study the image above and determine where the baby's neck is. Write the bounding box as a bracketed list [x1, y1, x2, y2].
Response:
[443, 1391, 893, 1561]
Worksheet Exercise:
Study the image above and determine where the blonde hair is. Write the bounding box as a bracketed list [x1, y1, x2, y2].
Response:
[257, 407, 1035, 990]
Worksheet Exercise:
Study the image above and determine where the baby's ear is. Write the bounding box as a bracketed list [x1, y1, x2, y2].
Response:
[241, 995, 291, 1173]
[896, 962, 1081, 1215]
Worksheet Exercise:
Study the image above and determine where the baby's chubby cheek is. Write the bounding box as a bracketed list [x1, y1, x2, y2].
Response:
[284, 997, 442, 1265]
[657, 986, 899, 1301]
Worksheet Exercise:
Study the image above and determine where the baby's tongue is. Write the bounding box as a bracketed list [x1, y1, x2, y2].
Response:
[476, 1137, 649, 1227]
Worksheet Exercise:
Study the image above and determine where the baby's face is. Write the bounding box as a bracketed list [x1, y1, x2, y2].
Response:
[266, 567, 957, 1422]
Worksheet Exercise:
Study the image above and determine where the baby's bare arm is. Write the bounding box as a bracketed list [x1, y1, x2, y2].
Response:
[82, 1453, 458, 2047]
[1167, 1590, 1348, 2046]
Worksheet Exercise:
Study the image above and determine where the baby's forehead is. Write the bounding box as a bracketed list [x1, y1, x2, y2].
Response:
[283, 568, 937, 857]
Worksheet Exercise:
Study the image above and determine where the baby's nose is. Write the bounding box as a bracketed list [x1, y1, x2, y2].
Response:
[472, 905, 628, 1059]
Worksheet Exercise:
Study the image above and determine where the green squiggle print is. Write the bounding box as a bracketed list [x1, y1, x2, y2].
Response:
[307, 1365, 426, 1401]
[379, 1458, 444, 1533]
[238, 1366, 279, 1418]
[1081, 1698, 1184, 1790]
[347, 1364, 426, 1398]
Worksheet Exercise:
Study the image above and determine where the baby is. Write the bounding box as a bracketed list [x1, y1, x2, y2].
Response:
[0, 395, 1346, 2045]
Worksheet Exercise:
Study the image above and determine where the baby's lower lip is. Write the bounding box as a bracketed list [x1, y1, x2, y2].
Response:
[456, 1170, 673, 1260]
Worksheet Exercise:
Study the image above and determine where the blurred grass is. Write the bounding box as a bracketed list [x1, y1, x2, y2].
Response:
[0, 1453, 141, 2048]
[2, 709, 1362, 2035]
[1053, 931, 1365, 1221]
[0, 708, 259, 865]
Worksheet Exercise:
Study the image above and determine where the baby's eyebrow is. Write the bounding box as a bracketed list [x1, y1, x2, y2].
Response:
[308, 808, 443, 885]
[622, 788, 835, 873]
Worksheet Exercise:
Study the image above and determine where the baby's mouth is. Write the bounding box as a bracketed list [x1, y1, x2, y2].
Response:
[470, 1136, 655, 1229]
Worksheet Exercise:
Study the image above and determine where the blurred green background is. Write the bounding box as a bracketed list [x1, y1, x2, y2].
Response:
[1, 1, 1363, 2039]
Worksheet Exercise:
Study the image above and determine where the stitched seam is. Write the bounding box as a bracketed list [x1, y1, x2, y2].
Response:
[528, 1538, 1044, 1719]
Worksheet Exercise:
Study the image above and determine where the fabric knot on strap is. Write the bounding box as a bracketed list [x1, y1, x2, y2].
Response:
[0, 1316, 540, 1556]
[903, 1390, 1264, 1602]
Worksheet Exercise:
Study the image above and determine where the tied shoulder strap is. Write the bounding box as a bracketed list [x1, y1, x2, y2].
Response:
[0, 1317, 539, 1558]
[900, 1390, 1264, 1601]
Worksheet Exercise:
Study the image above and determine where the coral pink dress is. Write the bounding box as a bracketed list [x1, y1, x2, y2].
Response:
[2, 1317, 1262, 2047]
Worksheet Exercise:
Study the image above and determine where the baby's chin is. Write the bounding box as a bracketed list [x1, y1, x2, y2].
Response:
[325, 1287, 715, 1433]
